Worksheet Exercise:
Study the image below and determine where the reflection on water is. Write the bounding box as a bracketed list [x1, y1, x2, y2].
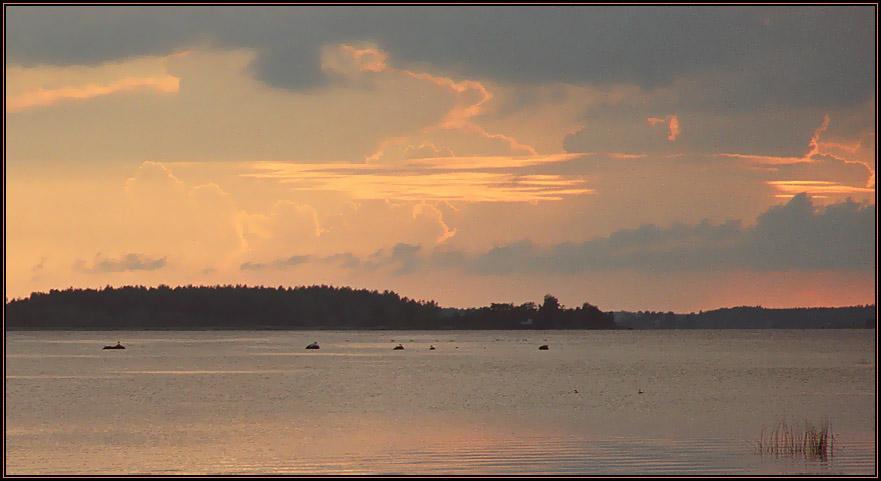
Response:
[5, 329, 876, 475]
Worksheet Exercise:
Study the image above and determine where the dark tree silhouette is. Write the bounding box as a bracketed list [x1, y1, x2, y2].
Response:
[4, 285, 619, 331]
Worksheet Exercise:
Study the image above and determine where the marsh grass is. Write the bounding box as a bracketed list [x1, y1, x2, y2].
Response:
[756, 418, 836, 461]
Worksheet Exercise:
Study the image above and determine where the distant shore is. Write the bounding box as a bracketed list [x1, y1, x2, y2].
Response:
[4, 284, 874, 331]
[5, 326, 875, 332]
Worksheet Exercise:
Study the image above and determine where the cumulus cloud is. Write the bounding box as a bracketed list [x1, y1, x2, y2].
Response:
[464, 219, 746, 274]
[242, 200, 324, 259]
[469, 194, 874, 274]
[412, 203, 456, 244]
[245, 194, 873, 276]
[747, 193, 875, 271]
[124, 160, 186, 198]
[234, 197, 459, 271]
[319, 199, 459, 252]
[122, 160, 249, 266]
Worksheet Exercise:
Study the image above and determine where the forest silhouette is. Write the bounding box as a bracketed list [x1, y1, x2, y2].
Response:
[5, 284, 873, 331]
[4, 284, 616, 330]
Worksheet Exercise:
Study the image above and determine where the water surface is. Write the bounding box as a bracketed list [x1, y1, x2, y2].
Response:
[5, 329, 876, 475]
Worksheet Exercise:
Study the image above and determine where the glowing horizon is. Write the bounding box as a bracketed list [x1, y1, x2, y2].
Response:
[4, 6, 875, 312]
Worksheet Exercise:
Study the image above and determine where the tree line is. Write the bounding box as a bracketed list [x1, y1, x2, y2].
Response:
[614, 305, 876, 329]
[4, 285, 617, 331]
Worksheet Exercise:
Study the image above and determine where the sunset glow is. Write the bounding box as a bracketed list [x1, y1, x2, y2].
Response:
[4, 5, 875, 312]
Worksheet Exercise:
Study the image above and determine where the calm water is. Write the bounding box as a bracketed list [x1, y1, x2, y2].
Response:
[5, 329, 876, 475]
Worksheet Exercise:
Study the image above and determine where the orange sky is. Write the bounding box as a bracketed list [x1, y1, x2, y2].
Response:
[4, 6, 875, 312]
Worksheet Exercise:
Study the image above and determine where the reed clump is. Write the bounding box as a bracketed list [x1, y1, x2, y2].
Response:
[756, 418, 836, 460]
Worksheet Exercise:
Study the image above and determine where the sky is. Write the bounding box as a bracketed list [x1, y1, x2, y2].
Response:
[4, 5, 876, 312]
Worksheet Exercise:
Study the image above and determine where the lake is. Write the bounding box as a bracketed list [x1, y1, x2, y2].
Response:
[4, 329, 876, 475]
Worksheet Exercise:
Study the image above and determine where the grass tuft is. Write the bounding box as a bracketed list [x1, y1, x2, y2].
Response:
[755, 418, 836, 461]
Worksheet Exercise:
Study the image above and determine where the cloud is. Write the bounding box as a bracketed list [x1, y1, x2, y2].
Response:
[563, 88, 831, 158]
[464, 220, 747, 275]
[321, 42, 388, 78]
[6, 73, 179, 114]
[243, 154, 593, 203]
[472, 194, 875, 274]
[240, 255, 311, 271]
[6, 6, 873, 108]
[6, 47, 460, 166]
[705, 114, 876, 198]
[4, 6, 874, 311]
[402, 142, 454, 160]
[322, 253, 362, 269]
[234, 197, 460, 271]
[246, 194, 873, 276]
[124, 160, 186, 197]
[767, 180, 874, 200]
[28, 257, 49, 282]
[76, 253, 168, 273]
[122, 161, 249, 266]
[562, 111, 874, 208]
[364, 243, 423, 274]
[413, 203, 456, 244]
[647, 114, 679, 141]
[242, 200, 324, 260]
[237, 243, 425, 274]
[747, 193, 875, 271]
[316, 199, 461, 254]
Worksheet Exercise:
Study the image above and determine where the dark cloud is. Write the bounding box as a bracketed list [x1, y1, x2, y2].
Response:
[563, 107, 827, 158]
[747, 193, 875, 271]
[246, 194, 874, 275]
[76, 253, 168, 272]
[364, 243, 422, 274]
[465, 219, 747, 274]
[322, 253, 362, 269]
[466, 194, 874, 273]
[5, 6, 184, 66]
[6, 6, 874, 107]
